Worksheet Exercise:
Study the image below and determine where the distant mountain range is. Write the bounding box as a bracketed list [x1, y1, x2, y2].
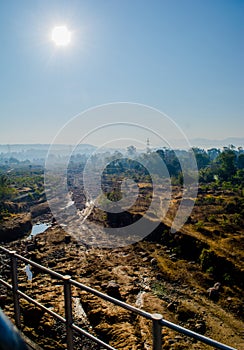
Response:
[0, 144, 96, 153]
[189, 137, 244, 149]
[0, 144, 97, 162]
[162, 137, 244, 149]
[0, 137, 243, 159]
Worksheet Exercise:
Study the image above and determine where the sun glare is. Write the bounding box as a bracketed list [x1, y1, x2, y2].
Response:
[51, 26, 71, 46]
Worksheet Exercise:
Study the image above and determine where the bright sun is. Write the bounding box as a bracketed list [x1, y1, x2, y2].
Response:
[51, 26, 71, 46]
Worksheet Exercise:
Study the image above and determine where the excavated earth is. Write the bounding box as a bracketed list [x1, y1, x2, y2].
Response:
[0, 222, 243, 350]
[0, 185, 244, 349]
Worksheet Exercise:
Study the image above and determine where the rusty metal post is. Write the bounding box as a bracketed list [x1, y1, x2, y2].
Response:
[63, 275, 74, 350]
[152, 313, 163, 350]
[10, 251, 21, 329]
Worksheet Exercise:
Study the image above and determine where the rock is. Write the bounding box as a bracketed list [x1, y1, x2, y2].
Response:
[142, 256, 149, 262]
[207, 282, 221, 300]
[64, 235, 71, 244]
[106, 281, 122, 300]
[47, 260, 56, 268]
[175, 335, 183, 340]
[25, 241, 37, 252]
[150, 258, 158, 267]
[169, 253, 177, 261]
[140, 251, 148, 257]
[0, 295, 7, 307]
[195, 321, 206, 334]
[167, 301, 178, 312]
[21, 302, 44, 327]
[176, 306, 195, 322]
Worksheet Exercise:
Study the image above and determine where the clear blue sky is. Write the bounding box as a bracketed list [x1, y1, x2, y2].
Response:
[0, 0, 243, 144]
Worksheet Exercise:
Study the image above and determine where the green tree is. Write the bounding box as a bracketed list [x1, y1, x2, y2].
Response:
[127, 145, 136, 157]
[199, 167, 214, 183]
[237, 153, 244, 169]
[192, 148, 210, 170]
[216, 149, 237, 181]
[0, 175, 15, 200]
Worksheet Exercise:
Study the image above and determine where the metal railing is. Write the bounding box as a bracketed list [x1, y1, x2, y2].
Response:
[0, 246, 237, 350]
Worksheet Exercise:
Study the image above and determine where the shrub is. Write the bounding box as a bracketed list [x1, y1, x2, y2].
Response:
[195, 220, 204, 231]
[199, 249, 215, 272]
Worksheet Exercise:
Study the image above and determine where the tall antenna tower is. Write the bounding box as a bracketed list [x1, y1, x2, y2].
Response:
[146, 138, 150, 153]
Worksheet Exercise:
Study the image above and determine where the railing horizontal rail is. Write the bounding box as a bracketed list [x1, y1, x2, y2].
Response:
[15, 254, 67, 280]
[0, 278, 12, 289]
[1, 279, 116, 350]
[17, 289, 66, 324]
[0, 246, 237, 350]
[71, 324, 117, 350]
[70, 278, 153, 320]
[160, 319, 236, 350]
[0, 246, 66, 280]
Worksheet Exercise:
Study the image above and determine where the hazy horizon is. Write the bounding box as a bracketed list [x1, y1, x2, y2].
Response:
[1, 136, 244, 152]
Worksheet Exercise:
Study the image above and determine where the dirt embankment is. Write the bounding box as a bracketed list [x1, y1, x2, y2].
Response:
[0, 213, 32, 242]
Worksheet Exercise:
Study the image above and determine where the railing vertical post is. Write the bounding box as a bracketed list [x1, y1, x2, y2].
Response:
[63, 275, 74, 350]
[10, 251, 21, 329]
[152, 313, 163, 350]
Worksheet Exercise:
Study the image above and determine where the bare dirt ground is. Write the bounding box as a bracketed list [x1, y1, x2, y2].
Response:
[0, 184, 243, 349]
